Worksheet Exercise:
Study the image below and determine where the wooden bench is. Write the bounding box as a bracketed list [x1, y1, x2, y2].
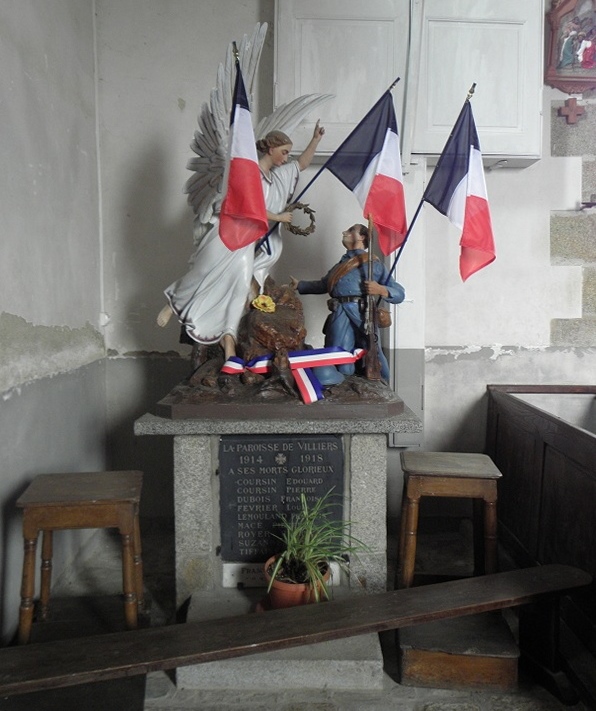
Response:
[0, 564, 590, 698]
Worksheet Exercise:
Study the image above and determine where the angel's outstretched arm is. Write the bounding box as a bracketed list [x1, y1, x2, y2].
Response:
[297, 120, 326, 171]
[266, 210, 293, 224]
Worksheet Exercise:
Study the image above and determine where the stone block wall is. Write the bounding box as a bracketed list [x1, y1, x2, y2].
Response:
[550, 104, 596, 346]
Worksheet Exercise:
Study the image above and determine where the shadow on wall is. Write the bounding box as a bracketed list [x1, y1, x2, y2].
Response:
[426, 392, 490, 454]
[0, 360, 109, 644]
[103, 139, 194, 519]
[1, 480, 29, 643]
[104, 355, 189, 519]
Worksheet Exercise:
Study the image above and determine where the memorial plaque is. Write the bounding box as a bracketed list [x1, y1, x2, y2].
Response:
[219, 434, 344, 562]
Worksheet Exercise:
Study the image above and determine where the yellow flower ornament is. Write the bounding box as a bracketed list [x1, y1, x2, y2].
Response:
[251, 295, 276, 313]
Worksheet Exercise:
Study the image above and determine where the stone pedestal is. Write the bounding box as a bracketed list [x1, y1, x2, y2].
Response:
[175, 586, 386, 691]
[134, 401, 422, 689]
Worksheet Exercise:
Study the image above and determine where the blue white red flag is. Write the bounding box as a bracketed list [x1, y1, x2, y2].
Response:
[219, 63, 268, 251]
[423, 101, 495, 281]
[324, 93, 407, 256]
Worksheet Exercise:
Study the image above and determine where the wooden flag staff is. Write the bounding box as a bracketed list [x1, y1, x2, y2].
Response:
[383, 83, 477, 286]
[365, 216, 382, 381]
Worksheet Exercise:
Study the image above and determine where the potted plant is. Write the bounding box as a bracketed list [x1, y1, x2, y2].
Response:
[264, 489, 368, 609]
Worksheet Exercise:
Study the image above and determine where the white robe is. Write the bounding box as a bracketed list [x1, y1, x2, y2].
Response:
[165, 161, 300, 345]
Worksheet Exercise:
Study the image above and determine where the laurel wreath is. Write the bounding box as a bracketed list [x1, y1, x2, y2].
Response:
[284, 202, 316, 236]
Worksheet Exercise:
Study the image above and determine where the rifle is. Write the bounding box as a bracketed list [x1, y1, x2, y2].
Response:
[364, 217, 382, 381]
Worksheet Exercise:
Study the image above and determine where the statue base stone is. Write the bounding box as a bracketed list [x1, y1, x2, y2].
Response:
[176, 587, 384, 691]
[134, 390, 421, 690]
[155, 374, 405, 420]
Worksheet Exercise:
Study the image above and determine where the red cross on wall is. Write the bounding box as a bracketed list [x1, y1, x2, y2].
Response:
[558, 98, 585, 124]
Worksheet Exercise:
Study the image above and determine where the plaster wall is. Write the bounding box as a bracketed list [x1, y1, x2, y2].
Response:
[0, 0, 105, 384]
[1, 0, 101, 334]
[0, 361, 107, 644]
[104, 354, 189, 517]
[0, 1, 106, 643]
[425, 93, 583, 347]
[420, 87, 595, 455]
[95, 0, 276, 355]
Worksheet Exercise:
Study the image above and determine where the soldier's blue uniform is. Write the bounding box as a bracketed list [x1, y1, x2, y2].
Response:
[297, 249, 405, 381]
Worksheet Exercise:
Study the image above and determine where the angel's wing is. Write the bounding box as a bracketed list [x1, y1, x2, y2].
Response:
[184, 23, 267, 228]
[254, 93, 334, 140]
[184, 22, 333, 233]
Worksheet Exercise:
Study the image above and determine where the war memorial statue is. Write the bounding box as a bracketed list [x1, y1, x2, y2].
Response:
[154, 24, 404, 417]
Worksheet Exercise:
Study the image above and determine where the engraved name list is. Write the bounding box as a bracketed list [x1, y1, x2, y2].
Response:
[219, 434, 344, 562]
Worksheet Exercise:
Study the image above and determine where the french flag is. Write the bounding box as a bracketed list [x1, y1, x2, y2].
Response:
[324, 93, 407, 256]
[423, 101, 495, 281]
[219, 63, 269, 251]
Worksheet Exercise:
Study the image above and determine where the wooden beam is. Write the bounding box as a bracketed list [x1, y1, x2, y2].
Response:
[0, 564, 590, 696]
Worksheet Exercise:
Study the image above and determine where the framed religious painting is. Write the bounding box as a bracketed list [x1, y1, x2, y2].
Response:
[545, 0, 596, 93]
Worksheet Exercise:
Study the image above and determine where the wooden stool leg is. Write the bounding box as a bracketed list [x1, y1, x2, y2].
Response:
[133, 509, 144, 610]
[399, 494, 420, 589]
[396, 489, 407, 587]
[40, 531, 53, 621]
[472, 498, 485, 575]
[120, 531, 138, 629]
[18, 536, 38, 645]
[483, 497, 498, 574]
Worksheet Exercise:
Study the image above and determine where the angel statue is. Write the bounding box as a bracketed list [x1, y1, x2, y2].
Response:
[156, 23, 331, 368]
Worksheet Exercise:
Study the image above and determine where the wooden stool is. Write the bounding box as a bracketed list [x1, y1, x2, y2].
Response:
[398, 452, 502, 589]
[16, 470, 144, 644]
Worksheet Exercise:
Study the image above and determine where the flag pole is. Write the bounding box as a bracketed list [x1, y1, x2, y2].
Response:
[383, 83, 476, 285]
[383, 201, 423, 284]
[421, 83, 475, 199]
[291, 77, 401, 205]
[365, 216, 382, 381]
[255, 78, 402, 253]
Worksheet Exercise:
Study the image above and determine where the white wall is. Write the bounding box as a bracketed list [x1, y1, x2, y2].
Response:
[421, 86, 595, 454]
[96, 0, 276, 355]
[425, 96, 582, 347]
[1, 1, 101, 334]
[0, 0, 106, 643]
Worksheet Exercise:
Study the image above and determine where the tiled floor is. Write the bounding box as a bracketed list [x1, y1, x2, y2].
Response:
[1, 517, 592, 711]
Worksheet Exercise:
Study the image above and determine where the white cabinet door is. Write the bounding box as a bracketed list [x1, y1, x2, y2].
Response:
[274, 0, 411, 154]
[409, 0, 544, 165]
[276, 0, 543, 164]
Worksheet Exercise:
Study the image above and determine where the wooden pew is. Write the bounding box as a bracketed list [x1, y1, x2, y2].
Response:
[0, 564, 590, 697]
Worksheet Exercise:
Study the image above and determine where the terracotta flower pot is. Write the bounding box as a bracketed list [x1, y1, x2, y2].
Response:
[264, 555, 330, 609]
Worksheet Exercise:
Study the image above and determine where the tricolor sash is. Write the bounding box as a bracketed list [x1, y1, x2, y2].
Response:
[221, 347, 366, 404]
